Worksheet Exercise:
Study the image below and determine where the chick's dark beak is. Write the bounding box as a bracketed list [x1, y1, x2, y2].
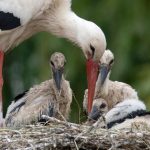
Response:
[52, 68, 63, 91]
[99, 64, 110, 86]
[88, 105, 101, 121]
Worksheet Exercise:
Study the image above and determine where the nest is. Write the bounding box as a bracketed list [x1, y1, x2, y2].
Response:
[1, 116, 150, 150]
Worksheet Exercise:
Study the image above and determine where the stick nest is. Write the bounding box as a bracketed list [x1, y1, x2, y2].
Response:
[1, 116, 150, 150]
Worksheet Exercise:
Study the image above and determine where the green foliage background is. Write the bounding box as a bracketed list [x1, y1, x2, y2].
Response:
[3, 0, 150, 122]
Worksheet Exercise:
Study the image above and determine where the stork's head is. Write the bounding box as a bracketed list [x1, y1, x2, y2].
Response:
[88, 98, 108, 121]
[79, 21, 106, 113]
[50, 52, 66, 91]
[98, 49, 114, 86]
[78, 22, 106, 61]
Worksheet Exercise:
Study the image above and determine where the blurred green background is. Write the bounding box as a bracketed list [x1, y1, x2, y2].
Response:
[3, 0, 150, 123]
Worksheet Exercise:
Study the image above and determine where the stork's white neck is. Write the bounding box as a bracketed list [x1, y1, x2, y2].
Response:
[1, 11, 84, 51]
[42, 10, 91, 49]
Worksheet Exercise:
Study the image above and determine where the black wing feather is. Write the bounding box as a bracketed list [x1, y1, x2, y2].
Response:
[14, 90, 29, 102]
[0, 11, 21, 30]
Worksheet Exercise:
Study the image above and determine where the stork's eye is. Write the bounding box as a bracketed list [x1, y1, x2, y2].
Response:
[90, 44, 95, 57]
[50, 61, 55, 67]
[109, 59, 114, 65]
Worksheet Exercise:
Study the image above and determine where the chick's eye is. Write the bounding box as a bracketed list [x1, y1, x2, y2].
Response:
[109, 59, 114, 65]
[90, 44, 95, 57]
[50, 61, 54, 66]
[100, 103, 106, 109]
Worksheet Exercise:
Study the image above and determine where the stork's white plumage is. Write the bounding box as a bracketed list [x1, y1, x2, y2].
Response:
[0, 0, 107, 125]
[83, 50, 138, 113]
[5, 52, 72, 128]
[0, 0, 106, 52]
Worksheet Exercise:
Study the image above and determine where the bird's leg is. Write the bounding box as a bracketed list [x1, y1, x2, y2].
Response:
[0, 51, 4, 127]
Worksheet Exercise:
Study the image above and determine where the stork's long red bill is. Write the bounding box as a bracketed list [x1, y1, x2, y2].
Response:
[86, 58, 99, 113]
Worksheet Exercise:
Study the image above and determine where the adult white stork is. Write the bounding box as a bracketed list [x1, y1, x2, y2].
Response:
[83, 50, 138, 114]
[0, 0, 107, 125]
[5, 52, 72, 128]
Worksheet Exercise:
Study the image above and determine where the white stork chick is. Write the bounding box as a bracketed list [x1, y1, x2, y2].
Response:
[83, 49, 138, 114]
[5, 52, 72, 128]
[88, 98, 108, 121]
[0, 0, 107, 125]
[89, 99, 148, 129]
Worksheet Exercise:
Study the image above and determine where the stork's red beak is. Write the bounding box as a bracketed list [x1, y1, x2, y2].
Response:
[86, 59, 99, 113]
